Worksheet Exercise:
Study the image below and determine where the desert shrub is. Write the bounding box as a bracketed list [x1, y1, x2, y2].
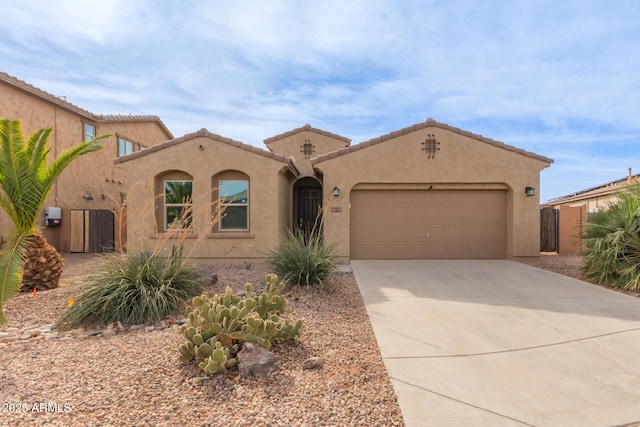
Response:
[266, 228, 338, 286]
[582, 182, 640, 291]
[178, 274, 304, 374]
[59, 245, 201, 328]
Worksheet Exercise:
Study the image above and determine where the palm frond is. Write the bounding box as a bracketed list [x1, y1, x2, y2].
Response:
[0, 119, 28, 226]
[25, 127, 53, 173]
[581, 180, 640, 290]
[0, 228, 33, 324]
[38, 134, 106, 194]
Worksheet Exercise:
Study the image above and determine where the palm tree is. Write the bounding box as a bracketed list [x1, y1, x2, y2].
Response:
[0, 118, 107, 324]
[582, 181, 640, 290]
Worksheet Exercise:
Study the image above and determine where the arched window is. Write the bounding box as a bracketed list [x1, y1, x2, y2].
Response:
[213, 171, 249, 231]
[155, 170, 193, 231]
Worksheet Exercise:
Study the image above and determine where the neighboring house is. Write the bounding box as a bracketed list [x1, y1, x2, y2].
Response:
[0, 72, 173, 252]
[543, 169, 638, 255]
[116, 119, 553, 262]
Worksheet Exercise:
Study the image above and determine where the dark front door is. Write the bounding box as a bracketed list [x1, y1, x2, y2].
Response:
[297, 187, 322, 233]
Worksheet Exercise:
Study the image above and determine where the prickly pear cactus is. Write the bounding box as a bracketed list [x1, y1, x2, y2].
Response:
[179, 274, 304, 374]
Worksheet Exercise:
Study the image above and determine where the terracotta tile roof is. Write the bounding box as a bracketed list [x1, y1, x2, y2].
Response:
[0, 71, 173, 138]
[96, 114, 173, 138]
[114, 128, 299, 176]
[264, 123, 351, 146]
[311, 118, 553, 165]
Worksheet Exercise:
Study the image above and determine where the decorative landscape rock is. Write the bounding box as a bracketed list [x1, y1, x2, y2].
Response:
[302, 356, 325, 370]
[237, 342, 278, 378]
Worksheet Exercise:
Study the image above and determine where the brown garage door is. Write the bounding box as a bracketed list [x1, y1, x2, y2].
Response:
[350, 190, 506, 259]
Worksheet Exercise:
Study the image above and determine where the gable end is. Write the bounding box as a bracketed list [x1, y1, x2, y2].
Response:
[311, 118, 553, 165]
[114, 128, 299, 176]
[264, 123, 351, 146]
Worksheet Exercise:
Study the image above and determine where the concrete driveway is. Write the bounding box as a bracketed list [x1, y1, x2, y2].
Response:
[351, 260, 640, 427]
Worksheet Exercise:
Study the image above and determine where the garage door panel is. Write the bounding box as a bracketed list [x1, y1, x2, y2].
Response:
[468, 227, 504, 241]
[444, 211, 468, 223]
[404, 209, 431, 223]
[350, 189, 506, 259]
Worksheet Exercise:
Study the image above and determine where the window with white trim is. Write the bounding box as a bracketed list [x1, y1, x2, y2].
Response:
[118, 137, 136, 157]
[164, 180, 193, 230]
[84, 123, 96, 142]
[219, 180, 248, 230]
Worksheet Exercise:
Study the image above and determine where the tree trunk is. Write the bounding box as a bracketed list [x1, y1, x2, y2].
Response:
[21, 232, 65, 291]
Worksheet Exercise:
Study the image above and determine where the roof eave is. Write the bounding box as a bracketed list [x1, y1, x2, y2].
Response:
[115, 128, 295, 166]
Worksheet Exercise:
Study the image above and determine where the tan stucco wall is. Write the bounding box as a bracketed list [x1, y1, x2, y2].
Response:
[0, 81, 172, 251]
[119, 136, 291, 262]
[313, 127, 550, 259]
[277, 167, 296, 234]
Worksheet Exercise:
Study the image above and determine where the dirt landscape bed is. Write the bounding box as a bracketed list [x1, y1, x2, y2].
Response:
[523, 253, 640, 298]
[520, 253, 585, 281]
[0, 255, 403, 426]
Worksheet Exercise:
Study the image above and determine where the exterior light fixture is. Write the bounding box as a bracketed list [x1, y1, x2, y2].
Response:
[333, 187, 340, 197]
[525, 186, 535, 197]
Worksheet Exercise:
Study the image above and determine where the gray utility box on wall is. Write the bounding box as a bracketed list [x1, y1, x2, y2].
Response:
[45, 207, 62, 227]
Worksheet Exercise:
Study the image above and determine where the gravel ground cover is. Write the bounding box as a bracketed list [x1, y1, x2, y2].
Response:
[0, 254, 404, 426]
[522, 253, 640, 298]
[520, 253, 586, 280]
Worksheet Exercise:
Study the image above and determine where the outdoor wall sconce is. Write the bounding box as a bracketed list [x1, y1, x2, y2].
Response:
[333, 187, 340, 197]
[525, 186, 535, 197]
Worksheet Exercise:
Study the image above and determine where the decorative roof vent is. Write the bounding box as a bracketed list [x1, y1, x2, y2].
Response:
[421, 134, 440, 159]
[301, 139, 315, 159]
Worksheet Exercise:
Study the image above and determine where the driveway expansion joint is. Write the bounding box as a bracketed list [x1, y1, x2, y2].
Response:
[383, 326, 640, 360]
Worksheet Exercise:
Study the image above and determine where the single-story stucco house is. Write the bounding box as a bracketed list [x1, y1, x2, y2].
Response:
[114, 119, 552, 262]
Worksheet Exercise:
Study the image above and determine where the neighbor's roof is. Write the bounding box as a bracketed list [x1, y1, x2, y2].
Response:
[264, 123, 351, 146]
[0, 71, 173, 138]
[311, 118, 554, 165]
[114, 128, 300, 176]
[546, 173, 640, 205]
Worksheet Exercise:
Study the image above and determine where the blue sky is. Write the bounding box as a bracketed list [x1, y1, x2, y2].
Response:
[1, 0, 639, 202]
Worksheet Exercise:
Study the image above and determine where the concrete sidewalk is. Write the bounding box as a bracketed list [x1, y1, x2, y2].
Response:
[351, 260, 640, 427]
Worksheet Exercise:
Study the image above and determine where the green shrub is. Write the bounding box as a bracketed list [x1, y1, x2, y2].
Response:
[178, 274, 304, 374]
[59, 245, 201, 328]
[582, 182, 640, 291]
[266, 228, 338, 286]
